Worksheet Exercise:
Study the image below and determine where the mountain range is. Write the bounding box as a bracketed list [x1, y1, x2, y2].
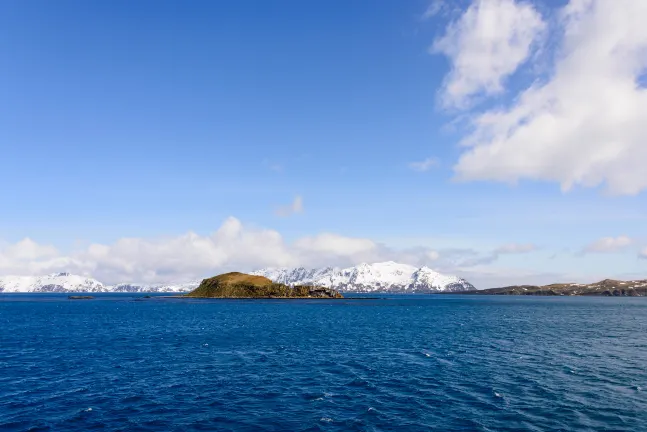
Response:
[0, 273, 199, 293]
[0, 263, 474, 293]
[458, 278, 647, 296]
[251, 262, 475, 293]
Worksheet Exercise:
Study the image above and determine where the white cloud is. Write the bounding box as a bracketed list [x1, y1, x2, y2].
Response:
[426, 250, 440, 261]
[3, 238, 58, 260]
[0, 238, 78, 276]
[583, 236, 633, 253]
[639, 248, 647, 259]
[409, 157, 439, 172]
[451, 0, 647, 195]
[274, 195, 304, 217]
[432, 0, 545, 108]
[0, 218, 443, 284]
[588, 236, 634, 253]
[0, 222, 598, 289]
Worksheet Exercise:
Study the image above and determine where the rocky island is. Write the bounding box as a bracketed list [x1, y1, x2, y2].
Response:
[460, 278, 647, 296]
[184, 272, 344, 299]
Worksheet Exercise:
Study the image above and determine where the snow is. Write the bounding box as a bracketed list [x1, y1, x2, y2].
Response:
[250, 261, 475, 293]
[0, 261, 475, 293]
[0, 273, 106, 293]
[0, 273, 200, 293]
[108, 280, 200, 293]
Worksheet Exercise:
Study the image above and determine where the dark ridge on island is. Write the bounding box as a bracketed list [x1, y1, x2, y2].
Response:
[184, 272, 344, 299]
[456, 278, 647, 296]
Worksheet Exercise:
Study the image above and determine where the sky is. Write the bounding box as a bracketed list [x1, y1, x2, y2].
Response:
[1, 0, 646, 288]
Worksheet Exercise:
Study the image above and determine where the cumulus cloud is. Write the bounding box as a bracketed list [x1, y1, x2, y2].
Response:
[432, 0, 545, 108]
[582, 236, 633, 253]
[409, 157, 439, 172]
[274, 195, 304, 217]
[0, 224, 568, 288]
[447, 0, 647, 195]
[0, 238, 79, 276]
[426, 250, 440, 261]
[0, 217, 445, 285]
[2, 238, 59, 261]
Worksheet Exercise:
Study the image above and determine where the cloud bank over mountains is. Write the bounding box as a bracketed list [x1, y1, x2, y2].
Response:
[0, 217, 550, 286]
[0, 217, 426, 284]
[1, 216, 641, 287]
[434, 0, 647, 195]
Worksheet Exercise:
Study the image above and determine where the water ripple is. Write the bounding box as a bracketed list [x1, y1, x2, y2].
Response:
[1, 294, 647, 431]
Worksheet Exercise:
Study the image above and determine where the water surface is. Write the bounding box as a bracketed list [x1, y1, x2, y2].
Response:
[1, 294, 646, 431]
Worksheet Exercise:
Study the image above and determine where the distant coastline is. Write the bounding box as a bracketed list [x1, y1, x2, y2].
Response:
[454, 278, 647, 296]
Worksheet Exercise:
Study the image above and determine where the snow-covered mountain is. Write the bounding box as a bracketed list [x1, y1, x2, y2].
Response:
[0, 263, 475, 293]
[0, 273, 106, 293]
[250, 261, 475, 293]
[0, 272, 200, 293]
[108, 281, 200, 293]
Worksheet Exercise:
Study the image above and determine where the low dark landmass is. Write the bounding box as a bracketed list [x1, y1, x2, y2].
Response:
[185, 272, 344, 299]
[68, 295, 94, 300]
[458, 279, 647, 296]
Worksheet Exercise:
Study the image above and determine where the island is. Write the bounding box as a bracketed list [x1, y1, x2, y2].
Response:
[184, 272, 344, 299]
[458, 278, 647, 296]
[68, 295, 94, 300]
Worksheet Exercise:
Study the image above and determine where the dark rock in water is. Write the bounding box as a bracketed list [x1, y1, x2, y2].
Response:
[185, 272, 344, 299]
[68, 296, 94, 300]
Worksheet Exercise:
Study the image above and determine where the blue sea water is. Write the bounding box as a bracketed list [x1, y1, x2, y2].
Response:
[1, 294, 646, 431]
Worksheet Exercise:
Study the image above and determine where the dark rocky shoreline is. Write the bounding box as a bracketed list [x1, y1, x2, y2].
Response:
[457, 279, 647, 296]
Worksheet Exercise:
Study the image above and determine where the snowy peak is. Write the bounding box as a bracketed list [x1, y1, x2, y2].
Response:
[0, 264, 475, 293]
[109, 280, 201, 293]
[0, 273, 105, 293]
[0, 273, 200, 293]
[251, 262, 475, 293]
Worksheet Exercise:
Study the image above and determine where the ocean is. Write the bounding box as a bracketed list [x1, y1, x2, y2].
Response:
[1, 294, 646, 431]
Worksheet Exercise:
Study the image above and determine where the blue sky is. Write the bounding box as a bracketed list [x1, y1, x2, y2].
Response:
[1, 0, 646, 287]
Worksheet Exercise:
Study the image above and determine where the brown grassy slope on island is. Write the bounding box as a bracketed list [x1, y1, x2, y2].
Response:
[185, 272, 343, 298]
[460, 278, 647, 296]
